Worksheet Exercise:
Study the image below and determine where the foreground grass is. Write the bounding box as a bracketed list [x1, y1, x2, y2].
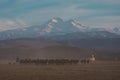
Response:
[0, 61, 120, 80]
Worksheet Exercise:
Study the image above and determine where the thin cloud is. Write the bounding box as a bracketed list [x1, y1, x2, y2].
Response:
[0, 19, 28, 31]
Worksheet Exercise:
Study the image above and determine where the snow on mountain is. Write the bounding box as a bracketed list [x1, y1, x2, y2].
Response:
[0, 18, 120, 40]
[51, 19, 58, 23]
[70, 20, 89, 32]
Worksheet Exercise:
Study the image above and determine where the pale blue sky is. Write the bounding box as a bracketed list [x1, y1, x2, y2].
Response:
[0, 0, 120, 31]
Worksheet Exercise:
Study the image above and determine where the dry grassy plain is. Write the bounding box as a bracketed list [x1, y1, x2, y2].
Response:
[0, 60, 120, 80]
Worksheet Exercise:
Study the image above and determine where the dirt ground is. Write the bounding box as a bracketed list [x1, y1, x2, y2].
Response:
[0, 60, 120, 80]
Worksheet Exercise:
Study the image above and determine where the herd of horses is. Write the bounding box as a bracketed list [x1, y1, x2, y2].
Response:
[16, 58, 91, 65]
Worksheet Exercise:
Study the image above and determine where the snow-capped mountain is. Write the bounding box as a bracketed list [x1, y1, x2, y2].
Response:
[41, 18, 88, 33]
[0, 18, 120, 40]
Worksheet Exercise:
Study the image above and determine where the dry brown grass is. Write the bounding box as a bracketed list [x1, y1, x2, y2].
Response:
[0, 60, 120, 80]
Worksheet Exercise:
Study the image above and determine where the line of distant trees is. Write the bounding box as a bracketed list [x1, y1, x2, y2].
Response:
[15, 58, 91, 65]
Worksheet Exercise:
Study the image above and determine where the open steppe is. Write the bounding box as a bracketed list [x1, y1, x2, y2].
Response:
[0, 60, 120, 80]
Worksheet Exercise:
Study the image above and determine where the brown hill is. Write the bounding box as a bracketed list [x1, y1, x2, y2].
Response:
[0, 46, 88, 61]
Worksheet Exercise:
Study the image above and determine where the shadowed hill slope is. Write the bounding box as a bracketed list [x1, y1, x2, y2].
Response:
[0, 46, 88, 61]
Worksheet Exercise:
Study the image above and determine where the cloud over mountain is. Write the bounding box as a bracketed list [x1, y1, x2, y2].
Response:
[0, 19, 27, 31]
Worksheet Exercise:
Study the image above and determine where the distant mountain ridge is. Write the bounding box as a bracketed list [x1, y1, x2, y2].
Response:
[0, 18, 120, 40]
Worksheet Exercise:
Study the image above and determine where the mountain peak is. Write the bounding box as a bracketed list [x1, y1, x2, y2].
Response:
[50, 18, 63, 23]
[51, 19, 58, 23]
